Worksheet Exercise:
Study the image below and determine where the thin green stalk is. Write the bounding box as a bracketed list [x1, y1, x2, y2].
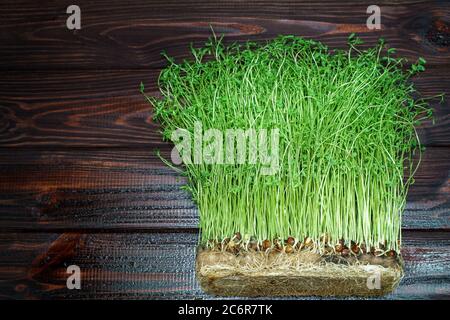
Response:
[143, 34, 437, 253]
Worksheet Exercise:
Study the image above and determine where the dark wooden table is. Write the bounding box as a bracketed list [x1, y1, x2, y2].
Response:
[0, 0, 449, 299]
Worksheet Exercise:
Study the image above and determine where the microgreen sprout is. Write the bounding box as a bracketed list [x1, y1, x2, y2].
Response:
[143, 34, 435, 254]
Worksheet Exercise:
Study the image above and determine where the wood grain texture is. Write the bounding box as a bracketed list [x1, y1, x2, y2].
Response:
[0, 232, 202, 299]
[0, 1, 449, 70]
[1, 67, 449, 148]
[0, 147, 447, 231]
[0, 148, 198, 231]
[0, 71, 161, 148]
[0, 231, 448, 299]
[0, 0, 449, 300]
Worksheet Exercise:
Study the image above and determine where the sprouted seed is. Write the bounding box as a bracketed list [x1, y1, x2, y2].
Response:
[143, 34, 438, 254]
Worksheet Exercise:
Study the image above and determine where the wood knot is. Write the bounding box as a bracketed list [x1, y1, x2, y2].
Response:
[426, 19, 450, 46]
[29, 233, 83, 279]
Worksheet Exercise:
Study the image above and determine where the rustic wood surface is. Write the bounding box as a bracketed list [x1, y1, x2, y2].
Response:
[0, 0, 448, 299]
[0, 231, 448, 299]
[1, 0, 449, 69]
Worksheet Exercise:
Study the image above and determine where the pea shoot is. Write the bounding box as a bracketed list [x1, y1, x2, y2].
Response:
[145, 34, 434, 254]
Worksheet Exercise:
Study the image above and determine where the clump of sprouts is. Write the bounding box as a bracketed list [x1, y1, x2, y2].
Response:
[143, 34, 436, 255]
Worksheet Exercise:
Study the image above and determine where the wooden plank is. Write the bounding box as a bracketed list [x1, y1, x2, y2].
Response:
[0, 0, 447, 302]
[0, 1, 448, 70]
[414, 67, 450, 147]
[1, 67, 448, 148]
[402, 146, 449, 230]
[0, 70, 163, 148]
[0, 148, 198, 231]
[0, 147, 448, 231]
[0, 232, 202, 299]
[390, 231, 450, 299]
[0, 230, 448, 299]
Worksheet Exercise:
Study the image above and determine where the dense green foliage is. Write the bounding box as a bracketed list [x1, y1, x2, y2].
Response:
[143, 34, 433, 252]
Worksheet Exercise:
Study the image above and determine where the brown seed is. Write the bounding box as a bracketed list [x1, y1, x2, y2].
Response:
[304, 237, 313, 248]
[285, 244, 294, 254]
[335, 243, 343, 253]
[249, 242, 258, 251]
[272, 239, 282, 252]
[387, 250, 397, 258]
[262, 240, 271, 251]
[342, 248, 350, 257]
[274, 239, 282, 250]
[351, 243, 360, 254]
[286, 237, 295, 246]
[234, 232, 241, 241]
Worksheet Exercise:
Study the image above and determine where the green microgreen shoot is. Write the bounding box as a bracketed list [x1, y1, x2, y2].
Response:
[144, 34, 436, 253]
